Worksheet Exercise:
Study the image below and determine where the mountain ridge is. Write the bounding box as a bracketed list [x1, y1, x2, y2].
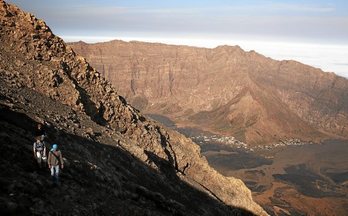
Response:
[70, 39, 348, 145]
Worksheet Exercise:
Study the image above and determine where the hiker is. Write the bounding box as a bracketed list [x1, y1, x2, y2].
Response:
[48, 144, 64, 184]
[33, 136, 47, 169]
[35, 123, 46, 141]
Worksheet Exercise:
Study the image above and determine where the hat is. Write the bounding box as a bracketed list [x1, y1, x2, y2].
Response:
[52, 144, 58, 151]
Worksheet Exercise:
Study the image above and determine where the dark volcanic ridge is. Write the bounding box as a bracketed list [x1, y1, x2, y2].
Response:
[69, 38, 348, 146]
[0, 1, 267, 215]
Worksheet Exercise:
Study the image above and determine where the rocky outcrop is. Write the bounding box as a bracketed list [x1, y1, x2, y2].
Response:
[70, 40, 348, 145]
[0, 1, 267, 215]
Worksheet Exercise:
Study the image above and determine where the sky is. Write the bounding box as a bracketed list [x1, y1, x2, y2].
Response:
[7, 0, 348, 78]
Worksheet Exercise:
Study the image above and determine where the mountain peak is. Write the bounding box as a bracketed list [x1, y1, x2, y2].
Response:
[216, 44, 242, 50]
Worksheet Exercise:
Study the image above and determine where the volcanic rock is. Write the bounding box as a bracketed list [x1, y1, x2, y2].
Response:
[0, 1, 267, 215]
[70, 40, 348, 145]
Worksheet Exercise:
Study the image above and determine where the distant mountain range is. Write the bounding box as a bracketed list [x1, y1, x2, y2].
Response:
[70, 40, 348, 145]
[0, 1, 266, 215]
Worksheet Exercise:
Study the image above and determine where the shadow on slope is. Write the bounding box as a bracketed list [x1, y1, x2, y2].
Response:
[0, 107, 256, 216]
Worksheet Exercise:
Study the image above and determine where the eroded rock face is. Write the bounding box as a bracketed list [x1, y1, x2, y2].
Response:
[70, 40, 348, 145]
[0, 1, 267, 215]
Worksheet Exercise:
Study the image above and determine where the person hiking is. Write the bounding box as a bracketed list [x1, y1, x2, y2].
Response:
[33, 136, 47, 169]
[48, 144, 64, 185]
[35, 123, 46, 141]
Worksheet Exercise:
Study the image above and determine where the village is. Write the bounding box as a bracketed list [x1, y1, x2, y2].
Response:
[190, 134, 313, 152]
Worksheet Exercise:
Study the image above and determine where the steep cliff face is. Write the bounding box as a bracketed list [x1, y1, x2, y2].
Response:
[70, 40, 348, 145]
[0, 1, 267, 215]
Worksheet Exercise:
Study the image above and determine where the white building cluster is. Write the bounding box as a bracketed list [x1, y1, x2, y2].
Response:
[191, 134, 313, 152]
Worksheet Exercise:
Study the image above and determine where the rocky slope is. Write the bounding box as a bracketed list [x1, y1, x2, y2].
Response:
[70, 40, 348, 145]
[0, 1, 267, 215]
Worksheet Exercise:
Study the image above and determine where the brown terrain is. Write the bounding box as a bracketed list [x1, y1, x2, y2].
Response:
[0, 1, 267, 215]
[70, 40, 348, 146]
[207, 140, 348, 216]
